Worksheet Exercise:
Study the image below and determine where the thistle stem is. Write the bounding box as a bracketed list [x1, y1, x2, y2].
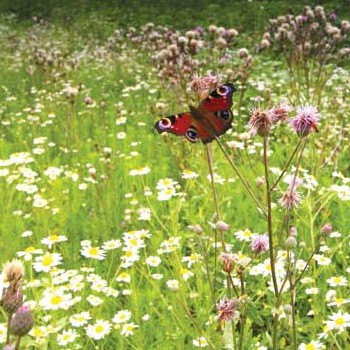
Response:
[263, 136, 279, 298]
[214, 136, 267, 217]
[269, 138, 303, 193]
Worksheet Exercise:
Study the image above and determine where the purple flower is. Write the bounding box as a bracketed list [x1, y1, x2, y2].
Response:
[328, 11, 337, 21]
[279, 188, 301, 210]
[269, 101, 292, 123]
[290, 105, 320, 137]
[249, 108, 273, 136]
[250, 235, 269, 253]
[217, 298, 238, 321]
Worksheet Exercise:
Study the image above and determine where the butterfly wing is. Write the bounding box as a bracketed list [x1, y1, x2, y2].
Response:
[154, 113, 198, 142]
[154, 83, 236, 144]
[194, 83, 236, 143]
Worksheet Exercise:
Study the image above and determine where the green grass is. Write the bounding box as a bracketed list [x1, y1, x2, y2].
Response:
[1, 3, 350, 349]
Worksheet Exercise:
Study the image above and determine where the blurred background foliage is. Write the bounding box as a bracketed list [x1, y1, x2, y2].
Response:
[1, 0, 350, 34]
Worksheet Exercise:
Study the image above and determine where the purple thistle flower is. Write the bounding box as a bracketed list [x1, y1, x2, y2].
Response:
[217, 298, 238, 321]
[249, 107, 273, 136]
[279, 188, 301, 210]
[269, 101, 292, 123]
[250, 235, 269, 253]
[290, 105, 320, 137]
[328, 11, 337, 21]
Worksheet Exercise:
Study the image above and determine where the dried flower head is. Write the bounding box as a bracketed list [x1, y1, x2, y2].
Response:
[217, 298, 239, 321]
[249, 107, 273, 136]
[2, 259, 25, 291]
[290, 105, 320, 137]
[221, 252, 235, 273]
[250, 235, 269, 253]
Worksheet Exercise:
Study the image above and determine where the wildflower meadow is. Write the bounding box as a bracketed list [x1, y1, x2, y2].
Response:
[1, 1, 350, 349]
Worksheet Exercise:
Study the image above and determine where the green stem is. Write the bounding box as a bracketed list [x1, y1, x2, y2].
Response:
[263, 136, 279, 298]
[15, 336, 22, 350]
[214, 136, 267, 217]
[269, 138, 303, 193]
[6, 313, 13, 345]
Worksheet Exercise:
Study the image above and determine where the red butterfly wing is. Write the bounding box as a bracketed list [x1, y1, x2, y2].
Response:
[155, 113, 192, 137]
[199, 83, 235, 112]
[154, 83, 236, 143]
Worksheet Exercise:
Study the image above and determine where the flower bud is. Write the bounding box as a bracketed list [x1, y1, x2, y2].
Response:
[321, 223, 332, 235]
[285, 236, 297, 249]
[215, 221, 230, 232]
[10, 305, 34, 337]
[221, 253, 235, 273]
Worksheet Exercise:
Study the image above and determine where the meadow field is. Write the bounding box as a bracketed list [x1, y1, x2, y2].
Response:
[1, 1, 350, 349]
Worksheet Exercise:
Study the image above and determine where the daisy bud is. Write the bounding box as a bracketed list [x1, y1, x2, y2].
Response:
[285, 236, 297, 249]
[215, 220, 230, 232]
[221, 252, 235, 273]
[10, 305, 34, 337]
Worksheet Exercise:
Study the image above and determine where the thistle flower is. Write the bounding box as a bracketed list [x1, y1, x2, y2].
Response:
[217, 298, 238, 321]
[190, 75, 219, 95]
[279, 188, 301, 210]
[250, 235, 269, 253]
[290, 105, 320, 137]
[10, 305, 34, 337]
[269, 101, 292, 123]
[249, 108, 273, 136]
[0, 259, 25, 314]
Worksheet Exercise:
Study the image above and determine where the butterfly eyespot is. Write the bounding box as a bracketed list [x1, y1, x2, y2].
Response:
[217, 110, 232, 120]
[186, 128, 198, 142]
[217, 86, 229, 96]
[158, 118, 172, 129]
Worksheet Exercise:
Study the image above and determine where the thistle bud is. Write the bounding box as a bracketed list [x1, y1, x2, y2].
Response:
[10, 305, 34, 337]
[285, 236, 297, 249]
[215, 221, 230, 232]
[221, 252, 235, 273]
[0, 288, 23, 314]
[321, 223, 332, 235]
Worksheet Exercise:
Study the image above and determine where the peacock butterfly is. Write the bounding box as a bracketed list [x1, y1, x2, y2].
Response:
[155, 83, 236, 144]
